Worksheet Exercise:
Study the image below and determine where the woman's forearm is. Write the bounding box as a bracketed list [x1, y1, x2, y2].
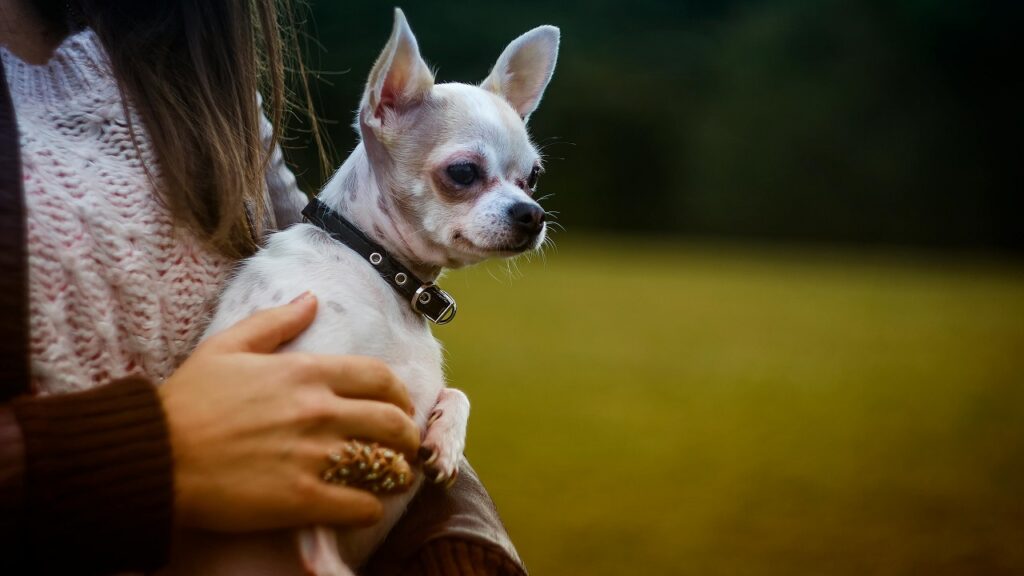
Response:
[0, 404, 26, 572]
[1, 377, 174, 574]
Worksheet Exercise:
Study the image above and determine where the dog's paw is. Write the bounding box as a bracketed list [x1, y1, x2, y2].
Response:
[419, 408, 463, 488]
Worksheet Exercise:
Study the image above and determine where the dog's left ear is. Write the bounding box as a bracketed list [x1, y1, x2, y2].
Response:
[362, 8, 435, 129]
[481, 25, 560, 122]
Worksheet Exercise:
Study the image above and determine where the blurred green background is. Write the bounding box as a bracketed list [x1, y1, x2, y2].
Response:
[285, 1, 1024, 574]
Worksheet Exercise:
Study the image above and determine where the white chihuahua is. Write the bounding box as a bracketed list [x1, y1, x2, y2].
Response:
[196, 8, 558, 575]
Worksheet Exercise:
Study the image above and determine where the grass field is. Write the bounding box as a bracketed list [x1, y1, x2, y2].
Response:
[435, 236, 1024, 576]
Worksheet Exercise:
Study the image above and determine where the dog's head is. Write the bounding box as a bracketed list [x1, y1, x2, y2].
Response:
[358, 9, 559, 269]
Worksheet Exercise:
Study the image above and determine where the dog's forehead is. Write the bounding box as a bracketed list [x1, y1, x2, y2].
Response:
[430, 83, 537, 165]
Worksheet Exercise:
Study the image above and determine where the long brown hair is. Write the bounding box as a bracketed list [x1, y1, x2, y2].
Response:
[44, 0, 328, 259]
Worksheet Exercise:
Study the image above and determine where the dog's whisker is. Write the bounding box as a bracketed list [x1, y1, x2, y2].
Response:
[536, 139, 575, 153]
[485, 263, 505, 285]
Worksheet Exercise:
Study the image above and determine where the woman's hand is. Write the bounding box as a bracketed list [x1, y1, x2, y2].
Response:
[159, 292, 419, 532]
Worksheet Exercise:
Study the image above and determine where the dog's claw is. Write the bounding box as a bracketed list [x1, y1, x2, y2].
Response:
[420, 448, 458, 487]
[429, 466, 457, 488]
[427, 409, 443, 426]
[422, 461, 441, 483]
[424, 456, 458, 488]
[445, 469, 459, 489]
[419, 446, 439, 467]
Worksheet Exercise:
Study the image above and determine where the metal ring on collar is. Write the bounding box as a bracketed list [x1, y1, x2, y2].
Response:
[411, 284, 457, 325]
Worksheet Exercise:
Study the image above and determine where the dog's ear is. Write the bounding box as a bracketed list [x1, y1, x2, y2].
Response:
[481, 25, 560, 122]
[362, 8, 434, 128]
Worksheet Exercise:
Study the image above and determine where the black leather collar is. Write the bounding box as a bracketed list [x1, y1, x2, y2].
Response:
[301, 198, 457, 325]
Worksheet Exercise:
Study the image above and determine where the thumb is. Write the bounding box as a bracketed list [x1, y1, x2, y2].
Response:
[207, 291, 318, 353]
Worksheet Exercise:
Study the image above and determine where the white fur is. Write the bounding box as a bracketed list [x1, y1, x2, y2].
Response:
[183, 9, 559, 575]
[481, 25, 560, 120]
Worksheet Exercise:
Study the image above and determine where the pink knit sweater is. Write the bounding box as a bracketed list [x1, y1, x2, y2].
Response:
[2, 29, 306, 396]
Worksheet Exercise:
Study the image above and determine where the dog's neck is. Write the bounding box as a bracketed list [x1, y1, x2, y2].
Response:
[317, 144, 443, 282]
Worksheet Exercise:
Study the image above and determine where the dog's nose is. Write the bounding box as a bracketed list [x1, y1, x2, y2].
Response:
[509, 202, 545, 235]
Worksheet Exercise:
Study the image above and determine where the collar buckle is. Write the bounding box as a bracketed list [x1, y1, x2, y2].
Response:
[412, 283, 458, 325]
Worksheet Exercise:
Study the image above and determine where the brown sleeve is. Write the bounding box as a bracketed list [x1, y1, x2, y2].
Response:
[0, 405, 27, 573]
[399, 539, 526, 576]
[2, 377, 174, 575]
[365, 458, 527, 576]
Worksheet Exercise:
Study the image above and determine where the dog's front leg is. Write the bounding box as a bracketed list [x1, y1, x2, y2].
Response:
[420, 388, 470, 487]
[298, 526, 356, 576]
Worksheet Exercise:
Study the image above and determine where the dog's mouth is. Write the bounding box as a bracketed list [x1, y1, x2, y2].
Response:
[452, 232, 539, 257]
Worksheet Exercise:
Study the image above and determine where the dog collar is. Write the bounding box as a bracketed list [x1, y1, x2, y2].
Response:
[301, 198, 457, 325]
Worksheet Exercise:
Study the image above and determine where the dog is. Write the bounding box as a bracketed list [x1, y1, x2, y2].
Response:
[193, 9, 559, 575]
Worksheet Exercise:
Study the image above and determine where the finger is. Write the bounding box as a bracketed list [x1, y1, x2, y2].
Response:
[328, 399, 420, 459]
[208, 291, 318, 353]
[310, 356, 414, 416]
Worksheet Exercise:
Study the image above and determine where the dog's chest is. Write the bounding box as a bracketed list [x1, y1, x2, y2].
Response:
[209, 224, 446, 423]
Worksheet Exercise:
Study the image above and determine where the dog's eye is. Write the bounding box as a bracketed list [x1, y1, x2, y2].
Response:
[446, 162, 479, 186]
[527, 165, 541, 191]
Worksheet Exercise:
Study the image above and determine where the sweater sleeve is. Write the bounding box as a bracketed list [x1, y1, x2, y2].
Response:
[400, 539, 527, 576]
[2, 377, 174, 575]
[365, 458, 528, 576]
[258, 96, 309, 232]
[0, 405, 27, 573]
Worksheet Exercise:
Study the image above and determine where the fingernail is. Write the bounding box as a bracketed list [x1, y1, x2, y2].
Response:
[290, 291, 315, 304]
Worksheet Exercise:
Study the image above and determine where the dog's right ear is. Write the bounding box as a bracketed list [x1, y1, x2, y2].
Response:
[361, 8, 434, 130]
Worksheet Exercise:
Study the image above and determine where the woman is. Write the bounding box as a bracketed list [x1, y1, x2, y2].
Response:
[0, 0, 524, 574]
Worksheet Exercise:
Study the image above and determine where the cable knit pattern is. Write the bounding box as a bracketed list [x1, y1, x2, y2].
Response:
[2, 30, 304, 396]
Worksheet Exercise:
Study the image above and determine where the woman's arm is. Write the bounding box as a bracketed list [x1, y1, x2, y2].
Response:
[1, 377, 174, 574]
[0, 296, 422, 574]
[366, 458, 527, 576]
[0, 405, 26, 571]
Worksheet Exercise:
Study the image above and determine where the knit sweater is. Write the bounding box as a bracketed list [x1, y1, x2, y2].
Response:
[1, 28, 525, 576]
[0, 27, 303, 574]
[1, 29, 305, 396]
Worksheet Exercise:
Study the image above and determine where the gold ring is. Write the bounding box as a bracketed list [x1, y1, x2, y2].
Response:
[321, 439, 414, 494]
